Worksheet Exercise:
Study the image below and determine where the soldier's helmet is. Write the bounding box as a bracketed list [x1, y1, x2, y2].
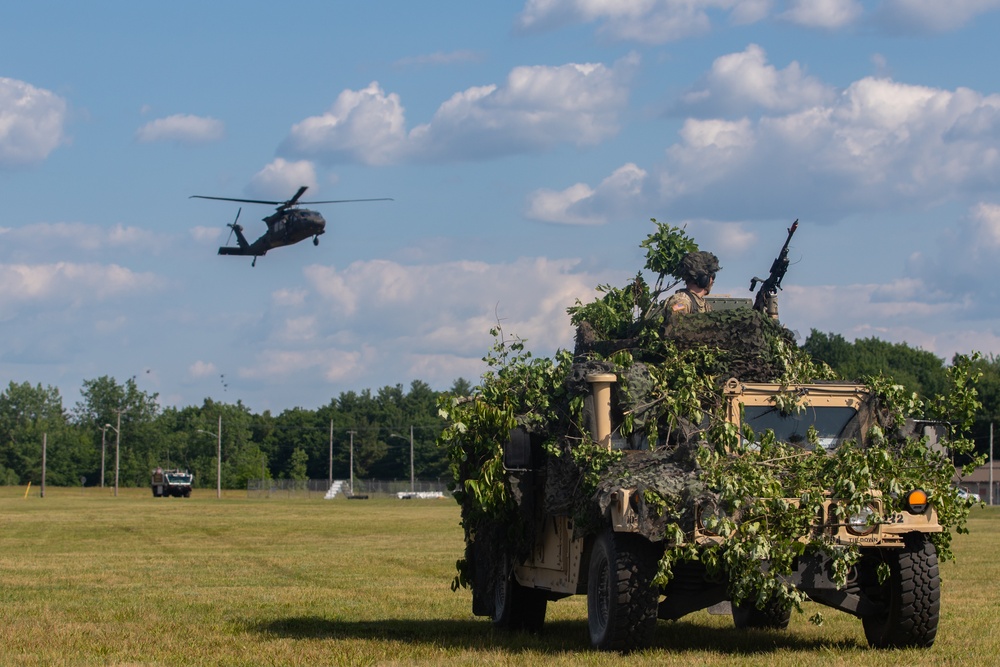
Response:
[679, 251, 721, 285]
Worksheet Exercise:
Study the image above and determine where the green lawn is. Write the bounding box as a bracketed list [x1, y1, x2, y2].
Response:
[1, 486, 996, 666]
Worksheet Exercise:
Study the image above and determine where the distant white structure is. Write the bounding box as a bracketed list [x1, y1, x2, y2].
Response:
[396, 491, 445, 499]
[325, 480, 346, 499]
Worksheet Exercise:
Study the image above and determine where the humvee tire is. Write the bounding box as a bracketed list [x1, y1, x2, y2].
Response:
[861, 534, 940, 649]
[732, 595, 791, 630]
[587, 531, 659, 651]
[492, 557, 547, 633]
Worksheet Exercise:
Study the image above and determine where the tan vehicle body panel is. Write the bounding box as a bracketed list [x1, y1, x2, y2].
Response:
[515, 374, 941, 593]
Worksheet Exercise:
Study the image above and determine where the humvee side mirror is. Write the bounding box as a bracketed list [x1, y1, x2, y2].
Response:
[504, 426, 533, 470]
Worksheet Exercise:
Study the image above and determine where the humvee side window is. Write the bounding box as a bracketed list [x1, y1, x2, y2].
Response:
[743, 405, 861, 450]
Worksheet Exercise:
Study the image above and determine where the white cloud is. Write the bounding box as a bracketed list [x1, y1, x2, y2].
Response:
[0, 77, 67, 167]
[516, 0, 772, 42]
[0, 262, 162, 307]
[676, 44, 837, 116]
[188, 360, 217, 378]
[247, 158, 318, 199]
[217, 255, 615, 391]
[2, 222, 170, 256]
[525, 163, 648, 224]
[779, 0, 863, 29]
[280, 82, 408, 166]
[135, 114, 224, 144]
[280, 56, 635, 165]
[874, 0, 1000, 34]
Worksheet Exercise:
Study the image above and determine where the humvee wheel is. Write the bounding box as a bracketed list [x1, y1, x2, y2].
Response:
[861, 534, 940, 649]
[492, 560, 547, 633]
[587, 531, 658, 651]
[732, 595, 791, 630]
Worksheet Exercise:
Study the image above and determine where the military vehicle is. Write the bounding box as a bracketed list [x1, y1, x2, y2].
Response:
[471, 370, 944, 650]
[151, 468, 194, 498]
[445, 222, 966, 652]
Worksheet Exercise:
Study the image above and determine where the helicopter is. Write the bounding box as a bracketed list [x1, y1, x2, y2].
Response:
[191, 186, 391, 266]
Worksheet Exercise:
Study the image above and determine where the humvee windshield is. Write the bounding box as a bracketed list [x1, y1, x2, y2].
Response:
[744, 405, 861, 451]
[166, 473, 191, 484]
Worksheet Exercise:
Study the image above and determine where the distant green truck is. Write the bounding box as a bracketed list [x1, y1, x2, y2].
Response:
[151, 467, 193, 498]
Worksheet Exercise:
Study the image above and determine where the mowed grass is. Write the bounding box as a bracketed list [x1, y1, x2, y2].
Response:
[1, 486, 997, 667]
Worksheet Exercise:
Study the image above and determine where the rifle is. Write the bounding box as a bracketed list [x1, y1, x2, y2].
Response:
[750, 219, 798, 315]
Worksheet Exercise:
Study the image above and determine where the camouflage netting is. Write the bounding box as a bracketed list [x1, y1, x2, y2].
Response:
[665, 307, 797, 382]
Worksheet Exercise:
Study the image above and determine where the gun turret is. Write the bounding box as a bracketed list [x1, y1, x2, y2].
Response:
[750, 220, 798, 319]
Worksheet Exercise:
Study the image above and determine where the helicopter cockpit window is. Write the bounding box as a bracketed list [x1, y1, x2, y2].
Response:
[743, 405, 861, 451]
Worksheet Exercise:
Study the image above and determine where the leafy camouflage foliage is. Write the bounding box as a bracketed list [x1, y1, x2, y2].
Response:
[440, 220, 983, 615]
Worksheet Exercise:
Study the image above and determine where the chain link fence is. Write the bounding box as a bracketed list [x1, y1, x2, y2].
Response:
[246, 478, 452, 499]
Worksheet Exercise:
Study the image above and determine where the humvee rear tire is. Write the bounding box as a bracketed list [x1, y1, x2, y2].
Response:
[861, 534, 940, 649]
[492, 560, 547, 633]
[587, 530, 658, 651]
[732, 595, 791, 630]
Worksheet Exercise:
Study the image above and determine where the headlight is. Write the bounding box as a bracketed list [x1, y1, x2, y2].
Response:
[846, 504, 878, 536]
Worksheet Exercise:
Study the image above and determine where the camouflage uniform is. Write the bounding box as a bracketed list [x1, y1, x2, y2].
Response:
[662, 250, 720, 327]
[664, 289, 710, 318]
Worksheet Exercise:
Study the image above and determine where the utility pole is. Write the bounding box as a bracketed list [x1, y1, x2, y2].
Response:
[41, 433, 47, 498]
[409, 424, 414, 493]
[991, 422, 994, 506]
[216, 414, 222, 499]
[328, 420, 334, 487]
[348, 430, 356, 495]
[99, 425, 108, 488]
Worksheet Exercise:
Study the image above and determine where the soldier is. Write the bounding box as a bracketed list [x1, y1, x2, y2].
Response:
[663, 251, 721, 322]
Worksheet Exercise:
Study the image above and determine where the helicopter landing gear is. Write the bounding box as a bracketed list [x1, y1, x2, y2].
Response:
[313, 236, 320, 246]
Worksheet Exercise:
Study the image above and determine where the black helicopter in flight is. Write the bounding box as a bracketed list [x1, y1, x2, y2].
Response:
[191, 186, 391, 266]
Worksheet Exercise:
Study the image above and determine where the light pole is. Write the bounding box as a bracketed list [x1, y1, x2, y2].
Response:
[105, 412, 121, 497]
[390, 426, 414, 493]
[197, 414, 222, 499]
[99, 424, 109, 488]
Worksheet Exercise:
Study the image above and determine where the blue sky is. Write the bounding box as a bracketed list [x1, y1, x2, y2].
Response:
[3, 0, 1000, 412]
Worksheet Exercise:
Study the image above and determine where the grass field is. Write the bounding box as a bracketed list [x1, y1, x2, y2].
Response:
[1, 486, 997, 666]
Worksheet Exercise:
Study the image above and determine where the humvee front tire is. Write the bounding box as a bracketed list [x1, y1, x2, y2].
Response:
[492, 560, 547, 633]
[861, 534, 940, 649]
[587, 530, 658, 651]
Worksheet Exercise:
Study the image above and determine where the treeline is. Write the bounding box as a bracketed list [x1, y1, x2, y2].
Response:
[0, 375, 473, 490]
[1, 331, 997, 489]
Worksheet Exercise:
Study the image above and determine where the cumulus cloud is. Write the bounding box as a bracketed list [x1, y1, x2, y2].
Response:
[525, 163, 647, 224]
[905, 202, 1000, 318]
[135, 113, 224, 144]
[514, 0, 1000, 38]
[540, 47, 1000, 223]
[0, 77, 67, 167]
[188, 360, 217, 378]
[247, 158, 318, 199]
[675, 44, 837, 116]
[221, 256, 615, 389]
[515, 0, 771, 42]
[280, 56, 636, 165]
[778, 0, 863, 29]
[0, 262, 162, 307]
[874, 0, 1000, 34]
[2, 222, 170, 257]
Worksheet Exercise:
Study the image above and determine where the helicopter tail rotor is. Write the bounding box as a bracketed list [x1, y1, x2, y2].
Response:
[225, 208, 242, 246]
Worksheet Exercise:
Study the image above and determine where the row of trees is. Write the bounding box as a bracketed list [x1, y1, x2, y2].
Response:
[0, 375, 471, 490]
[1, 332, 996, 490]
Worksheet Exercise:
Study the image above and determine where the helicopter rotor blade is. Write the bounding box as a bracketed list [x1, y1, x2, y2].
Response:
[298, 198, 394, 204]
[191, 195, 283, 205]
[286, 186, 309, 208]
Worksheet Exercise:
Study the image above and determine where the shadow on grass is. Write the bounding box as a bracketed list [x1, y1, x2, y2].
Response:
[251, 616, 865, 655]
